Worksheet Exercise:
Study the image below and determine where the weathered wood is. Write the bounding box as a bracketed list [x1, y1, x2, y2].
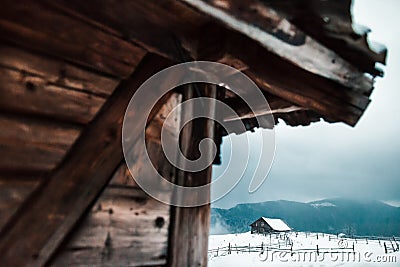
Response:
[49, 0, 206, 60]
[0, 45, 119, 96]
[0, 66, 105, 124]
[0, 0, 146, 78]
[180, 0, 373, 94]
[0, 114, 81, 172]
[182, 21, 370, 126]
[222, 32, 370, 126]
[0, 143, 64, 173]
[145, 93, 182, 144]
[223, 95, 304, 122]
[0, 114, 81, 151]
[0, 178, 40, 230]
[0, 53, 173, 266]
[51, 186, 170, 267]
[168, 84, 217, 267]
[53, 92, 182, 266]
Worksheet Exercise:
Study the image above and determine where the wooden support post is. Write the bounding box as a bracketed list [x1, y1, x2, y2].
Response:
[0, 54, 172, 266]
[167, 83, 218, 267]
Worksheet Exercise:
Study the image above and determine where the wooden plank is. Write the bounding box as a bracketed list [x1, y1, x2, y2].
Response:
[0, 143, 65, 173]
[0, 178, 40, 230]
[0, 66, 106, 124]
[0, 53, 173, 266]
[0, 114, 81, 172]
[0, 45, 119, 97]
[180, 0, 373, 94]
[0, 114, 81, 150]
[168, 84, 217, 267]
[0, 0, 146, 78]
[51, 186, 170, 267]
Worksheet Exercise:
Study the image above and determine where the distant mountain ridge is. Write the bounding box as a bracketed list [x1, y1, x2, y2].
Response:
[211, 198, 400, 236]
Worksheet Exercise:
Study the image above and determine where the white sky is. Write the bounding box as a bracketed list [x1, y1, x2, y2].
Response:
[212, 0, 400, 209]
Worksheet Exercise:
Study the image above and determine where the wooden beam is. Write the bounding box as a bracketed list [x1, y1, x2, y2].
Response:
[222, 95, 304, 122]
[168, 84, 217, 267]
[0, 53, 172, 266]
[180, 0, 373, 94]
[0, 178, 40, 231]
[222, 32, 370, 126]
[187, 22, 370, 126]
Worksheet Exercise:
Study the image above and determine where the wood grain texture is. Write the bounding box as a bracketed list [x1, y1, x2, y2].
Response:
[0, 114, 81, 172]
[0, 45, 119, 97]
[49, 0, 206, 61]
[168, 84, 217, 267]
[0, 66, 106, 124]
[0, 178, 40, 230]
[52, 186, 170, 267]
[180, 0, 373, 94]
[223, 32, 370, 126]
[0, 0, 146, 78]
[0, 114, 81, 150]
[53, 93, 182, 266]
[0, 54, 172, 266]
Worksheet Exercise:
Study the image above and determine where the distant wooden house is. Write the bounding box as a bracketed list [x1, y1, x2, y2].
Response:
[250, 217, 291, 234]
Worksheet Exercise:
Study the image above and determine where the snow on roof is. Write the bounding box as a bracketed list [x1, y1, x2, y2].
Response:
[261, 217, 291, 231]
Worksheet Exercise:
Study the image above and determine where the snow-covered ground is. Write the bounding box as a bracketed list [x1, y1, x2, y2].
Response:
[208, 232, 400, 266]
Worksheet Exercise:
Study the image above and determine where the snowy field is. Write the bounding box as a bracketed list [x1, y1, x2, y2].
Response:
[208, 232, 400, 266]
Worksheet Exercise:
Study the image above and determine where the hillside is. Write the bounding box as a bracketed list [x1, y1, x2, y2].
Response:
[211, 198, 400, 236]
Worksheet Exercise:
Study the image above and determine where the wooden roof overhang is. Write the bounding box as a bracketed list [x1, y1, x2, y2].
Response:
[0, 0, 386, 266]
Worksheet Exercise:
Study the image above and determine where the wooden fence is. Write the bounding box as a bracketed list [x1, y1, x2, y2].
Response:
[208, 233, 400, 258]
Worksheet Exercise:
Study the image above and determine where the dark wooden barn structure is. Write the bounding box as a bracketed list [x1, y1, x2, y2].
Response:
[250, 217, 291, 234]
[0, 0, 386, 266]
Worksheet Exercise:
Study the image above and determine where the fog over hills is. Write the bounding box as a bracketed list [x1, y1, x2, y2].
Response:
[210, 198, 400, 236]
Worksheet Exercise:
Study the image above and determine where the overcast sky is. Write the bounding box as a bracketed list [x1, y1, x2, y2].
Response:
[211, 0, 400, 209]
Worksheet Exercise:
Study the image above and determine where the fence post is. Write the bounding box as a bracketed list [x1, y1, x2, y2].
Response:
[384, 242, 387, 254]
[228, 243, 231, 254]
[217, 247, 219, 257]
[366, 238, 368, 244]
[261, 242, 264, 253]
[317, 233, 318, 240]
[249, 243, 250, 254]
[352, 242, 355, 252]
[316, 245, 319, 255]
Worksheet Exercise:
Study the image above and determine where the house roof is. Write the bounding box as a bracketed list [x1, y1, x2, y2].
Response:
[261, 217, 291, 231]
